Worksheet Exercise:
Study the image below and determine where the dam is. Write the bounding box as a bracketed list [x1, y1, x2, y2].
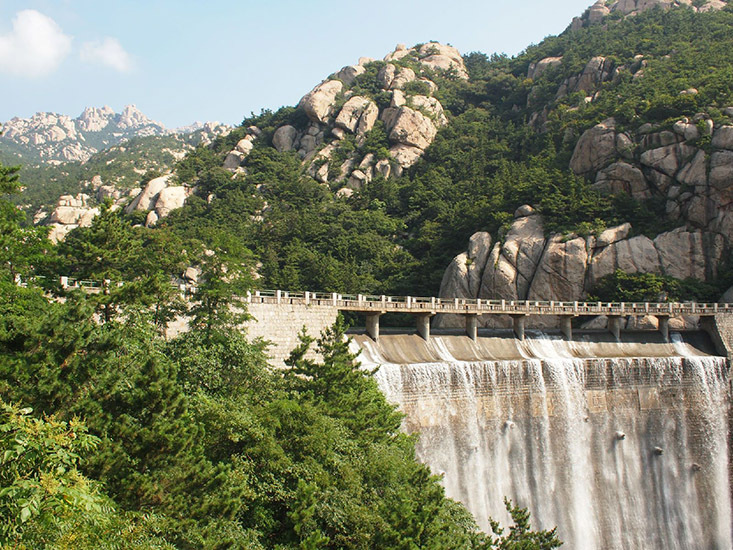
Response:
[354, 329, 731, 550]
[191, 287, 731, 548]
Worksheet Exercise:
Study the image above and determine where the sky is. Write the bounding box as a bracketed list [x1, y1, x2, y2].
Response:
[0, 0, 594, 129]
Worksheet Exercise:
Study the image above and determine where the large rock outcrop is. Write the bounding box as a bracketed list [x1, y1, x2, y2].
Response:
[435, 206, 724, 329]
[45, 193, 100, 243]
[124, 175, 192, 227]
[564, 111, 733, 246]
[259, 42, 465, 189]
[570, 0, 728, 29]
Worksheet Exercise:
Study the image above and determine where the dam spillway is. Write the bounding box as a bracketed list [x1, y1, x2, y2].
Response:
[351, 330, 732, 550]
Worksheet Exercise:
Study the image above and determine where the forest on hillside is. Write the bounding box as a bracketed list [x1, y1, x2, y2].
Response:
[159, 5, 733, 299]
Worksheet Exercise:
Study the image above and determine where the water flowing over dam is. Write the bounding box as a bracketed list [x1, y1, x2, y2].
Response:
[352, 330, 732, 550]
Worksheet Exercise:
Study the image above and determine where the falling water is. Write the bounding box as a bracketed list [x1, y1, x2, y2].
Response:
[359, 331, 732, 550]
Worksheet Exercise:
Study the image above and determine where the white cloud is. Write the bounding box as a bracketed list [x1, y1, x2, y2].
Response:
[80, 37, 133, 73]
[0, 10, 72, 78]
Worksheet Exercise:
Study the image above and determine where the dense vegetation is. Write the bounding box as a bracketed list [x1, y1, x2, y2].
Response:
[158, 5, 733, 297]
[1, 164, 562, 548]
[5, 132, 212, 219]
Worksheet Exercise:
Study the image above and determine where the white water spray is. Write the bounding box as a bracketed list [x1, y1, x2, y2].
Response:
[368, 332, 732, 550]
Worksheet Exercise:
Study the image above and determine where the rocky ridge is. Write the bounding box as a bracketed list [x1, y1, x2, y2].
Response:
[570, 0, 728, 29]
[2, 105, 230, 164]
[220, 42, 466, 190]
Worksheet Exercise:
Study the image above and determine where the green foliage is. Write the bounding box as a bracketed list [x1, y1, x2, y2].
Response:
[0, 401, 172, 550]
[591, 269, 719, 302]
[58, 205, 187, 325]
[486, 499, 562, 550]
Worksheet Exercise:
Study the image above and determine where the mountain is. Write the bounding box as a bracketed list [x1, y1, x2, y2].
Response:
[146, 1, 733, 303]
[0, 104, 230, 165]
[13, 0, 733, 303]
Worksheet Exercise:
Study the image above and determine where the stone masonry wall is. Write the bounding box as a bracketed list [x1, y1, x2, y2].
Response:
[702, 314, 733, 360]
[245, 302, 339, 367]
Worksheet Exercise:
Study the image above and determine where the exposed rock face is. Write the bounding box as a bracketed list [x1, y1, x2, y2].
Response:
[299, 80, 344, 124]
[557, 57, 615, 99]
[565, 111, 733, 247]
[261, 41, 465, 190]
[334, 97, 379, 135]
[273, 125, 298, 152]
[570, 119, 618, 175]
[1, 105, 230, 164]
[126, 176, 171, 213]
[45, 193, 101, 243]
[436, 207, 724, 328]
[527, 57, 563, 80]
[570, 0, 728, 29]
[388, 107, 438, 150]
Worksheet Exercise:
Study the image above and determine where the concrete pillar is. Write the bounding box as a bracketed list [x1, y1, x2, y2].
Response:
[416, 314, 433, 342]
[466, 314, 478, 341]
[511, 314, 527, 341]
[560, 316, 573, 341]
[366, 313, 381, 342]
[658, 315, 670, 343]
[608, 316, 624, 341]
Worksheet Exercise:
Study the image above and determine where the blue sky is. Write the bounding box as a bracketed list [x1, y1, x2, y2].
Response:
[0, 0, 593, 128]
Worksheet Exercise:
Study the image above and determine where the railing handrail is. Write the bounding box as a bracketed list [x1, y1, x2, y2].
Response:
[22, 277, 733, 316]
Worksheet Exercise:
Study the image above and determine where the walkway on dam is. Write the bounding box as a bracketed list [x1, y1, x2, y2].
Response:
[242, 289, 733, 343]
[243, 289, 730, 317]
[53, 277, 733, 345]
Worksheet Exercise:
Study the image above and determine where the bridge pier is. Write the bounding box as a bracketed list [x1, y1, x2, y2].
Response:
[608, 315, 625, 341]
[560, 316, 573, 341]
[366, 313, 382, 342]
[511, 314, 527, 341]
[416, 313, 434, 342]
[657, 315, 670, 343]
[466, 314, 478, 341]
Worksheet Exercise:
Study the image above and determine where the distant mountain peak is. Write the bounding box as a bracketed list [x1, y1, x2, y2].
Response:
[1, 105, 227, 164]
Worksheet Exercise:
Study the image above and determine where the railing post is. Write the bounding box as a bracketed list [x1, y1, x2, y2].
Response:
[332, 292, 338, 306]
[246, 290, 252, 303]
[407, 296, 412, 308]
[382, 295, 386, 308]
[60, 276, 68, 289]
[305, 291, 310, 305]
[276, 290, 281, 304]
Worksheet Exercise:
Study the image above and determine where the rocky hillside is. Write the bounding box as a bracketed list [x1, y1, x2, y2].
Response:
[218, 42, 467, 194]
[571, 0, 727, 29]
[435, 1, 733, 316]
[19, 1, 733, 309]
[1, 105, 229, 164]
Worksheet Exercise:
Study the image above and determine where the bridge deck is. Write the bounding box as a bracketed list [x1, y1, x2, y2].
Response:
[245, 290, 732, 317]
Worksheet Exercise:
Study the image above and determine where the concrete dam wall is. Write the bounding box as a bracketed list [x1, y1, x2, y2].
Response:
[352, 330, 732, 550]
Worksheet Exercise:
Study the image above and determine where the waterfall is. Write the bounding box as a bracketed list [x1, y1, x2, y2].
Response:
[362, 332, 732, 550]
